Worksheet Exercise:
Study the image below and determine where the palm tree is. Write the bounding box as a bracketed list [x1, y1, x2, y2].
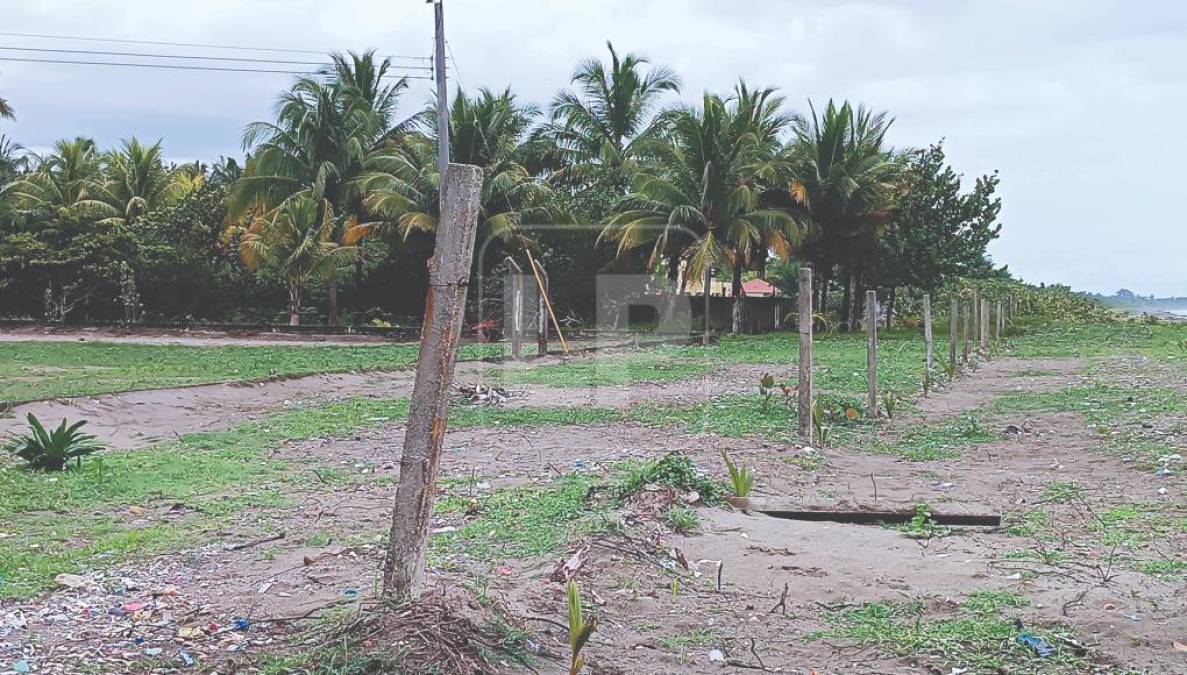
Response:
[230, 51, 405, 324]
[352, 87, 558, 250]
[546, 42, 679, 189]
[786, 100, 899, 326]
[6, 137, 111, 220]
[603, 84, 800, 333]
[92, 138, 185, 225]
[236, 193, 357, 325]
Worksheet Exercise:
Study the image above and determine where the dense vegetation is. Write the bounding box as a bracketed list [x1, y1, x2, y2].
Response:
[0, 44, 1003, 329]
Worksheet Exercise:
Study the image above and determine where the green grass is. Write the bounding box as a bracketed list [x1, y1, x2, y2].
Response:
[658, 628, 720, 652]
[816, 592, 1085, 673]
[1009, 321, 1187, 360]
[0, 397, 421, 598]
[1135, 559, 1186, 578]
[0, 340, 503, 403]
[487, 352, 714, 387]
[431, 473, 605, 560]
[870, 412, 994, 461]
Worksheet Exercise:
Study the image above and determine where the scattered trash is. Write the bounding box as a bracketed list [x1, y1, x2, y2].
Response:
[1154, 467, 1173, 477]
[177, 626, 204, 639]
[12, 660, 29, 674]
[1017, 634, 1055, 657]
[456, 384, 518, 406]
[179, 649, 195, 667]
[342, 588, 360, 598]
[144, 647, 163, 657]
[549, 546, 588, 583]
[708, 649, 726, 664]
[232, 617, 251, 631]
[1004, 572, 1023, 580]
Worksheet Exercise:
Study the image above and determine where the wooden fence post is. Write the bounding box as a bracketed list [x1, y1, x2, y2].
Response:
[972, 287, 981, 348]
[798, 267, 813, 441]
[505, 257, 523, 361]
[948, 297, 958, 368]
[866, 290, 878, 418]
[980, 298, 990, 354]
[962, 302, 971, 364]
[922, 293, 934, 371]
[382, 164, 483, 601]
[534, 260, 549, 357]
[996, 300, 1003, 342]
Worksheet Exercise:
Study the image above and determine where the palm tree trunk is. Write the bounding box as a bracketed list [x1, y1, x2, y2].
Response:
[328, 276, 339, 327]
[818, 265, 831, 318]
[885, 287, 896, 329]
[661, 250, 681, 328]
[731, 258, 744, 334]
[289, 280, 302, 326]
[850, 276, 865, 330]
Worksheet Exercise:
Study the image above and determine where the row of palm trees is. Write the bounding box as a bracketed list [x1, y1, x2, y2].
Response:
[1, 44, 906, 330]
[226, 44, 900, 330]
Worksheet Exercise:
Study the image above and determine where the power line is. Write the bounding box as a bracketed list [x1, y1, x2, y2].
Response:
[0, 30, 430, 61]
[0, 55, 434, 79]
[0, 45, 434, 70]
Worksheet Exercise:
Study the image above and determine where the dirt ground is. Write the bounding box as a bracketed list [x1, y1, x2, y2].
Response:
[1, 347, 1184, 674]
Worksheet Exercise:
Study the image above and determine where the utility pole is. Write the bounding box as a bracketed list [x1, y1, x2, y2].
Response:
[433, 0, 449, 207]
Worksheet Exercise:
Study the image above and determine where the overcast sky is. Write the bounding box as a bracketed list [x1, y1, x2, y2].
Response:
[1, 1, 1184, 296]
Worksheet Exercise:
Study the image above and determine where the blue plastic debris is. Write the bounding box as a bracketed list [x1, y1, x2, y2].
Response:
[179, 649, 195, 667]
[133, 636, 146, 645]
[1017, 634, 1056, 658]
[12, 660, 30, 674]
[342, 588, 360, 599]
[232, 617, 251, 631]
[144, 648, 163, 657]
[1155, 467, 1173, 477]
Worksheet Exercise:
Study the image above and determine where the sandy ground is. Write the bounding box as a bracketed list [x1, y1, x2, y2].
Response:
[0, 325, 409, 347]
[1, 353, 1184, 674]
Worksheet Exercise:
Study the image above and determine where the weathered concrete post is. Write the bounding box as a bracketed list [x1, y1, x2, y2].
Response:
[996, 300, 1003, 342]
[382, 164, 483, 601]
[922, 293, 934, 372]
[798, 267, 813, 441]
[866, 290, 878, 419]
[505, 256, 523, 361]
[948, 297, 958, 368]
[534, 260, 549, 357]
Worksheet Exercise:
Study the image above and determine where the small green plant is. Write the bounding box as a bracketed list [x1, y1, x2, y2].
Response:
[5, 413, 103, 471]
[566, 580, 596, 675]
[615, 453, 722, 504]
[664, 506, 701, 533]
[758, 373, 776, 413]
[922, 369, 934, 396]
[811, 399, 833, 447]
[881, 391, 899, 420]
[943, 358, 957, 382]
[721, 450, 756, 498]
[900, 503, 944, 540]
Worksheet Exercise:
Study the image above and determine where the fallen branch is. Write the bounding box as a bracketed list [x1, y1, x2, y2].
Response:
[227, 531, 285, 551]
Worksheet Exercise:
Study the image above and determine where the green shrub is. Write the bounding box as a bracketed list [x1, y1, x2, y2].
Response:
[615, 453, 722, 504]
[5, 414, 103, 471]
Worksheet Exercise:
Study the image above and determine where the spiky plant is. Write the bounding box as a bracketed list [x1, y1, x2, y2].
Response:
[721, 450, 756, 498]
[6, 414, 103, 471]
[566, 580, 597, 675]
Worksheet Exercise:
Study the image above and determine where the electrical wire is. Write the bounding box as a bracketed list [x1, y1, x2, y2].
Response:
[0, 30, 430, 61]
[0, 55, 433, 79]
[0, 45, 433, 70]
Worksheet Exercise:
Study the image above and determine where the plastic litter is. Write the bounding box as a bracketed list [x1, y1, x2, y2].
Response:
[342, 588, 359, 598]
[1154, 467, 1173, 477]
[12, 660, 30, 674]
[708, 649, 726, 664]
[179, 649, 195, 667]
[144, 648, 163, 657]
[1017, 634, 1055, 658]
[232, 617, 251, 631]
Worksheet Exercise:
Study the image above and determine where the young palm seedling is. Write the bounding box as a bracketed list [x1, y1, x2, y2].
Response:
[758, 373, 776, 413]
[881, 391, 899, 420]
[566, 580, 597, 675]
[943, 358, 958, 382]
[5, 413, 103, 471]
[721, 450, 756, 498]
[811, 400, 833, 447]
